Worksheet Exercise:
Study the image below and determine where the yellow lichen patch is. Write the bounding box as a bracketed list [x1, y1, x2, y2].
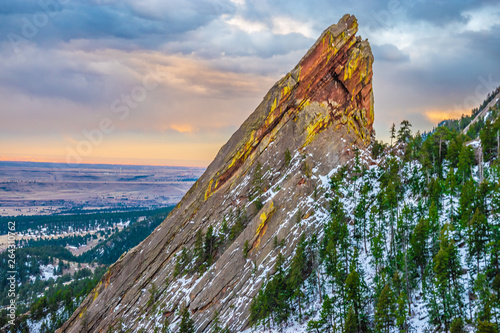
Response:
[252, 223, 267, 250]
[92, 282, 102, 302]
[303, 112, 331, 147]
[346, 110, 371, 143]
[204, 128, 260, 202]
[104, 271, 112, 288]
[297, 98, 311, 111]
[228, 130, 256, 170]
[271, 97, 278, 113]
[256, 201, 275, 236]
[265, 99, 280, 128]
[204, 179, 215, 201]
[343, 48, 362, 81]
[281, 84, 291, 98]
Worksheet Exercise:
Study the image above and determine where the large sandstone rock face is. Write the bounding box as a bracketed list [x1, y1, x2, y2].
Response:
[59, 14, 374, 333]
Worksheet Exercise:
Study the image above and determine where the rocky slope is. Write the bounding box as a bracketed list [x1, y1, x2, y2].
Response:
[58, 14, 374, 333]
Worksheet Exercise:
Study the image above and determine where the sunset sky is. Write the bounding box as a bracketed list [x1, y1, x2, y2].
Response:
[1, 0, 499, 166]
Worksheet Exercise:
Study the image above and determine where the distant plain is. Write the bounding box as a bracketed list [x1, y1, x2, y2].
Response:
[0, 161, 204, 217]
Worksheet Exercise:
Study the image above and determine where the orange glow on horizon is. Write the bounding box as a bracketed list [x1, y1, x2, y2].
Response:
[0, 154, 209, 168]
[424, 109, 470, 124]
[0, 140, 221, 168]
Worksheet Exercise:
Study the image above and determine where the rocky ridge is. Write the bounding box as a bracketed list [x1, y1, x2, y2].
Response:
[58, 14, 375, 333]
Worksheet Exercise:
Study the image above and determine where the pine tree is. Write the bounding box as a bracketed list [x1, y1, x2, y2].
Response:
[344, 307, 357, 333]
[345, 264, 366, 332]
[445, 168, 458, 221]
[468, 209, 489, 273]
[410, 218, 429, 281]
[321, 212, 349, 329]
[375, 284, 396, 333]
[450, 318, 465, 333]
[178, 308, 194, 333]
[432, 224, 463, 331]
[459, 180, 477, 230]
[397, 120, 412, 143]
[446, 134, 465, 167]
[204, 225, 216, 265]
[319, 295, 337, 331]
[284, 148, 292, 167]
[390, 123, 396, 147]
[477, 321, 497, 333]
[396, 291, 408, 331]
[174, 247, 190, 277]
[457, 144, 474, 183]
[193, 229, 205, 272]
[252, 162, 264, 210]
[480, 120, 496, 161]
[289, 236, 308, 319]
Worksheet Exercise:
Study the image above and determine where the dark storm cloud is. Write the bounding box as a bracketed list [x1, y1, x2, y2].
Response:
[0, 0, 236, 49]
[405, 0, 499, 26]
[461, 24, 500, 59]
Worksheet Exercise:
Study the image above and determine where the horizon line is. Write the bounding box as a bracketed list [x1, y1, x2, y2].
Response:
[0, 159, 207, 169]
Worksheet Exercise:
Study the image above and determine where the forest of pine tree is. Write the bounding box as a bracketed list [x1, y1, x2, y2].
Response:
[250, 102, 500, 332]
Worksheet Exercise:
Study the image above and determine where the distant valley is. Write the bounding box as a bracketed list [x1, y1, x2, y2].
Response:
[0, 161, 204, 216]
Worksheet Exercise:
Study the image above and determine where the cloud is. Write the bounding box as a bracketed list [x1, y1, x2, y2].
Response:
[0, 0, 236, 51]
[424, 109, 469, 124]
[1, 0, 499, 162]
[372, 44, 409, 63]
[405, 0, 499, 26]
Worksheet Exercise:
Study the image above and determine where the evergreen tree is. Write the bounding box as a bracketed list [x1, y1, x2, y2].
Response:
[344, 307, 357, 333]
[345, 268, 361, 326]
[480, 120, 496, 161]
[204, 225, 216, 265]
[397, 120, 412, 143]
[289, 236, 308, 319]
[432, 224, 463, 331]
[459, 180, 477, 230]
[252, 162, 264, 210]
[457, 144, 475, 183]
[375, 284, 396, 333]
[193, 229, 205, 272]
[446, 134, 465, 167]
[468, 209, 489, 273]
[477, 321, 497, 333]
[390, 123, 396, 147]
[450, 318, 465, 333]
[410, 218, 429, 280]
[218, 218, 229, 250]
[396, 291, 408, 331]
[178, 308, 194, 333]
[284, 148, 292, 167]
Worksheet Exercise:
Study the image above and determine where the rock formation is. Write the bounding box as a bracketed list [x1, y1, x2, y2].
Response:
[58, 14, 374, 333]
